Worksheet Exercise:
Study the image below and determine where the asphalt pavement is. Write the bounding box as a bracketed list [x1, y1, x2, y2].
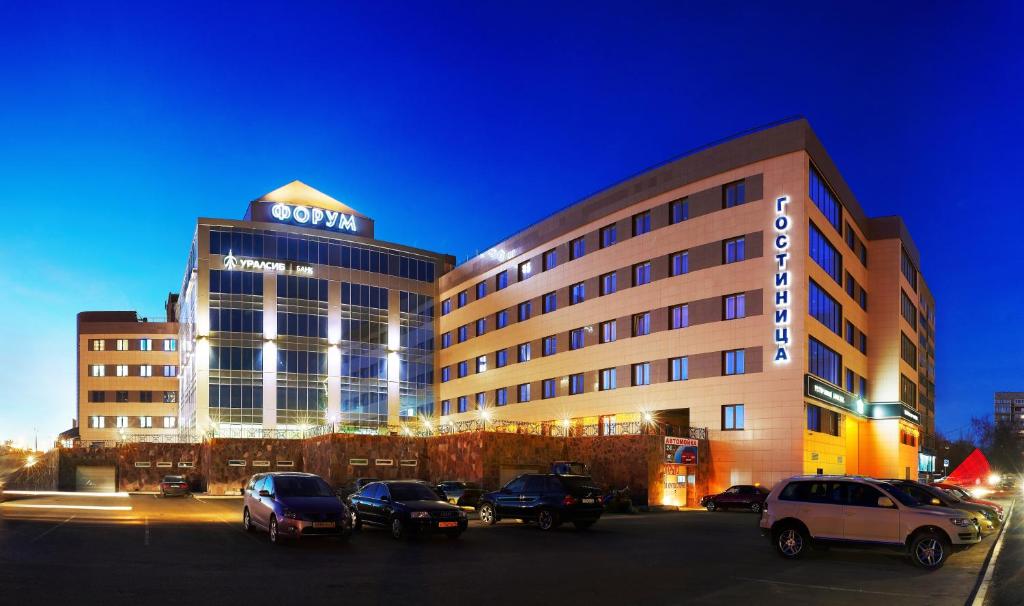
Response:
[0, 492, 1005, 606]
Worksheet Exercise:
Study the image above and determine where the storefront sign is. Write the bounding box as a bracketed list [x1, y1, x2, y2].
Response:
[665, 436, 699, 465]
[269, 202, 358, 233]
[868, 402, 921, 426]
[773, 195, 791, 363]
[805, 375, 859, 413]
[222, 250, 313, 275]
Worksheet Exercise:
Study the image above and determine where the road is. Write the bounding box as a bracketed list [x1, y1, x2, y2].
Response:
[0, 492, 1002, 606]
[985, 499, 1022, 605]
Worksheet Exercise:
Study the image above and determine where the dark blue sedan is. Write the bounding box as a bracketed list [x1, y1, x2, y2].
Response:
[478, 474, 603, 531]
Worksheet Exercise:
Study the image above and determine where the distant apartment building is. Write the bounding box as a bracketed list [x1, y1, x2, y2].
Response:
[77, 299, 180, 445]
[994, 391, 1024, 441]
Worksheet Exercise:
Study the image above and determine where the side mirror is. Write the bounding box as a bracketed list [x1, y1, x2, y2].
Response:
[877, 496, 895, 508]
[258, 489, 271, 498]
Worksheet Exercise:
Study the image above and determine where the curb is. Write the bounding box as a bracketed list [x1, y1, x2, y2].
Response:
[967, 499, 1015, 606]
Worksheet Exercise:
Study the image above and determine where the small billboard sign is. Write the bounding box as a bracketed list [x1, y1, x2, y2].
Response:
[665, 436, 699, 465]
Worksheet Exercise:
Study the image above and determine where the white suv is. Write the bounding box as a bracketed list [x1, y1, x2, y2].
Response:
[759, 475, 981, 570]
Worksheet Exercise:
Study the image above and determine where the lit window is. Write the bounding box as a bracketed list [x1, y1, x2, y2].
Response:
[724, 293, 746, 320]
[518, 383, 531, 403]
[724, 350, 745, 375]
[570, 237, 585, 260]
[163, 339, 177, 351]
[600, 272, 617, 296]
[632, 211, 651, 236]
[670, 304, 689, 329]
[809, 223, 842, 284]
[569, 328, 584, 351]
[569, 374, 584, 395]
[724, 237, 746, 264]
[91, 339, 105, 351]
[116, 365, 129, 377]
[475, 393, 486, 409]
[542, 292, 557, 313]
[164, 416, 176, 428]
[599, 368, 617, 391]
[441, 400, 451, 415]
[495, 270, 508, 291]
[90, 416, 105, 428]
[633, 262, 651, 286]
[495, 350, 508, 368]
[724, 180, 746, 208]
[518, 260, 532, 281]
[163, 365, 177, 377]
[114, 339, 128, 351]
[139, 338, 152, 351]
[140, 365, 153, 377]
[669, 198, 689, 224]
[632, 362, 651, 386]
[542, 336, 557, 356]
[140, 416, 153, 428]
[116, 416, 129, 428]
[670, 251, 689, 276]
[632, 312, 650, 337]
[600, 224, 617, 248]
[542, 379, 557, 399]
[722, 404, 745, 430]
[517, 343, 531, 363]
[670, 357, 688, 381]
[90, 365, 106, 377]
[570, 282, 585, 305]
[599, 320, 617, 344]
[476, 355, 487, 373]
[543, 249, 557, 271]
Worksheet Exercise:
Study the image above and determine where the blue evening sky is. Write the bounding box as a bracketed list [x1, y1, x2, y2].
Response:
[0, 2, 1020, 446]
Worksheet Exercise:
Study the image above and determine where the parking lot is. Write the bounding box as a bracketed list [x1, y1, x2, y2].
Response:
[0, 492, 1003, 605]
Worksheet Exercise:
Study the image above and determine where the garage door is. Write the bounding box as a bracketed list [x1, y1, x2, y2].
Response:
[76, 466, 116, 492]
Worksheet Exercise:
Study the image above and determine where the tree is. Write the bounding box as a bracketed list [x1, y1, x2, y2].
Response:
[936, 431, 977, 475]
[971, 416, 1022, 475]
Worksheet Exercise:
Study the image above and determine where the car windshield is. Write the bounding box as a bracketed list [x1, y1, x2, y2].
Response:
[877, 482, 921, 507]
[955, 487, 974, 499]
[389, 483, 442, 501]
[275, 476, 334, 498]
[162, 476, 184, 483]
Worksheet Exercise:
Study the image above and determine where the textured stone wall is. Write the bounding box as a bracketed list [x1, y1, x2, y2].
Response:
[302, 434, 428, 487]
[2, 449, 59, 491]
[204, 439, 306, 495]
[58, 447, 119, 491]
[118, 443, 205, 492]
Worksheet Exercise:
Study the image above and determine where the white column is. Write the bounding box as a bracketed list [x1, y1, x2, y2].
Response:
[387, 289, 401, 426]
[262, 272, 277, 429]
[327, 279, 341, 423]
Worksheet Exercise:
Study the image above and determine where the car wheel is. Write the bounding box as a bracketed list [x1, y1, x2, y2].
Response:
[350, 509, 362, 531]
[269, 517, 280, 544]
[479, 503, 498, 526]
[390, 517, 406, 540]
[573, 520, 595, 530]
[537, 509, 558, 531]
[910, 532, 949, 570]
[242, 508, 254, 532]
[750, 502, 762, 513]
[774, 524, 807, 559]
[705, 501, 716, 512]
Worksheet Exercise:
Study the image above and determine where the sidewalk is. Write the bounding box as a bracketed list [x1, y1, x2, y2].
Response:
[982, 499, 1021, 606]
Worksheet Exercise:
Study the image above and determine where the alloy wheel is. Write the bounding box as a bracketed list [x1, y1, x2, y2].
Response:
[243, 508, 251, 531]
[269, 518, 278, 543]
[751, 502, 762, 513]
[538, 510, 555, 531]
[391, 518, 404, 540]
[480, 504, 495, 525]
[778, 529, 803, 556]
[915, 538, 943, 567]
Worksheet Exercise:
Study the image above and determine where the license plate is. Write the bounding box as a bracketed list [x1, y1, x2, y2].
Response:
[312, 522, 336, 528]
[438, 521, 458, 528]
[581, 498, 595, 504]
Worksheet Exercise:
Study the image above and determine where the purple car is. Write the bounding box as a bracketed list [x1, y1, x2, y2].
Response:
[242, 472, 351, 544]
[700, 485, 769, 512]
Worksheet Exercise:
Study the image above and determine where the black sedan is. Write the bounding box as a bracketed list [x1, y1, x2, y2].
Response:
[159, 475, 190, 497]
[347, 480, 468, 539]
[436, 481, 485, 508]
[700, 485, 769, 512]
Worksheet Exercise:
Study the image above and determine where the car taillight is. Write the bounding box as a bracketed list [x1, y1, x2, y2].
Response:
[563, 495, 578, 506]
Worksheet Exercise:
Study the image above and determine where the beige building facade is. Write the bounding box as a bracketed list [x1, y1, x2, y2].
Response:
[435, 119, 936, 491]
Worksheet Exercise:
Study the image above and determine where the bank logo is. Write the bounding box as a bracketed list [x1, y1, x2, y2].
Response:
[222, 249, 312, 276]
[223, 249, 239, 270]
[270, 202, 357, 232]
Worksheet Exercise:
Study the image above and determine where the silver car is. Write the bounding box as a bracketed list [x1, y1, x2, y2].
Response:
[242, 472, 351, 544]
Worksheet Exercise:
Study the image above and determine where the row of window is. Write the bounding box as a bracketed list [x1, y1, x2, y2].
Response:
[88, 365, 178, 377]
[87, 390, 178, 403]
[88, 415, 177, 429]
[88, 338, 178, 352]
[810, 166, 869, 270]
[443, 181, 750, 315]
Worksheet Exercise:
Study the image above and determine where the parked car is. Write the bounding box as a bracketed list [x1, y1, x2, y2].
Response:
[159, 475, 190, 498]
[886, 479, 998, 534]
[478, 473, 603, 531]
[931, 482, 1005, 520]
[242, 472, 351, 544]
[700, 485, 768, 512]
[339, 477, 381, 498]
[760, 475, 980, 570]
[436, 481, 484, 509]
[348, 480, 467, 540]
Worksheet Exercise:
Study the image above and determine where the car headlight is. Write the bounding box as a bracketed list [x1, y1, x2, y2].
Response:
[950, 517, 971, 527]
[282, 509, 300, 520]
[410, 511, 431, 519]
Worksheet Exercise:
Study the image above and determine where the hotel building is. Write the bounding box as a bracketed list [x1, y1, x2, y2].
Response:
[436, 118, 936, 488]
[176, 181, 453, 436]
[77, 304, 180, 446]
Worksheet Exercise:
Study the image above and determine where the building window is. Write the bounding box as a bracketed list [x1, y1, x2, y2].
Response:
[457, 396, 468, 413]
[542, 292, 557, 314]
[140, 416, 153, 428]
[495, 270, 508, 291]
[723, 180, 746, 208]
[476, 355, 488, 373]
[724, 237, 746, 264]
[517, 343, 531, 363]
[845, 272, 856, 298]
[89, 391, 106, 403]
[569, 373, 584, 395]
[113, 339, 128, 351]
[541, 379, 556, 399]
[496, 310, 508, 329]
[599, 320, 617, 344]
[901, 246, 918, 291]
[476, 281, 487, 300]
[859, 377, 867, 398]
[901, 333, 917, 369]
[90, 339, 105, 351]
[139, 391, 152, 403]
[633, 261, 651, 286]
[518, 301, 532, 322]
[116, 391, 129, 403]
[140, 365, 152, 377]
[457, 361, 469, 378]
[441, 332, 452, 349]
[901, 290, 918, 329]
[722, 404, 745, 430]
[439, 400, 451, 415]
[163, 416, 176, 428]
[570, 282, 585, 305]
[90, 416, 105, 428]
[724, 293, 746, 320]
[518, 383, 531, 403]
[809, 222, 842, 284]
[543, 249, 557, 271]
[163, 339, 177, 352]
[542, 336, 557, 357]
[495, 349, 508, 368]
[457, 290, 468, 308]
[858, 288, 868, 311]
[669, 198, 689, 224]
[163, 365, 177, 377]
[163, 391, 177, 403]
[600, 272, 617, 295]
[600, 224, 617, 248]
[441, 299, 452, 315]
[116, 416, 129, 429]
[116, 365, 129, 377]
[631, 362, 650, 386]
[496, 388, 508, 406]
[670, 251, 689, 276]
[569, 328, 584, 351]
[570, 236, 585, 260]
[139, 338, 152, 351]
[599, 368, 617, 391]
[724, 350, 746, 375]
[476, 318, 487, 336]
[632, 211, 651, 236]
[670, 304, 689, 329]
[807, 404, 840, 436]
[457, 325, 468, 343]
[476, 393, 486, 410]
[441, 367, 451, 382]
[846, 368, 855, 392]
[808, 166, 842, 232]
[518, 260, 532, 282]
[809, 337, 842, 385]
[670, 356, 689, 381]
[845, 320, 855, 346]
[808, 280, 841, 334]
[858, 332, 867, 355]
[89, 365, 105, 377]
[632, 312, 650, 337]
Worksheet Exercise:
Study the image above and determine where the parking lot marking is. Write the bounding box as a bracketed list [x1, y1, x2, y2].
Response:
[970, 501, 1015, 606]
[1, 503, 132, 511]
[3, 490, 129, 498]
[734, 577, 923, 598]
[31, 514, 76, 543]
